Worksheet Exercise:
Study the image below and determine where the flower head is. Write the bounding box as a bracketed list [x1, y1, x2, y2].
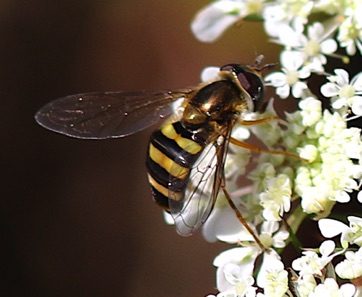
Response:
[186, 0, 362, 296]
[337, 15, 362, 56]
[265, 51, 310, 99]
[321, 69, 362, 117]
[276, 22, 337, 72]
[309, 278, 355, 297]
[319, 216, 362, 248]
[214, 247, 260, 295]
[336, 247, 362, 280]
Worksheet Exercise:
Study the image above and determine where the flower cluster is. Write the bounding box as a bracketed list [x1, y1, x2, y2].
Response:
[182, 0, 362, 296]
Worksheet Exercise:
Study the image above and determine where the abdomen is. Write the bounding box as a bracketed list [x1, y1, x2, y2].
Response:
[146, 121, 206, 211]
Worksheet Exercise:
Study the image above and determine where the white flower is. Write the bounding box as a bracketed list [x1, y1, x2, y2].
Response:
[319, 216, 362, 248]
[292, 240, 337, 277]
[294, 274, 317, 297]
[265, 51, 310, 99]
[259, 221, 289, 249]
[336, 247, 362, 280]
[299, 97, 322, 126]
[262, 5, 289, 38]
[246, 99, 282, 147]
[275, 22, 338, 72]
[257, 255, 288, 297]
[213, 241, 286, 296]
[337, 16, 362, 56]
[225, 125, 251, 181]
[186, 2, 362, 296]
[248, 162, 276, 193]
[319, 218, 350, 248]
[259, 173, 292, 221]
[191, 0, 264, 42]
[319, 240, 339, 260]
[202, 198, 257, 243]
[321, 69, 362, 116]
[347, 216, 362, 246]
[309, 278, 355, 297]
[292, 250, 325, 276]
[292, 109, 362, 218]
[220, 263, 257, 297]
[298, 185, 335, 216]
[298, 144, 318, 162]
[224, 147, 251, 181]
[262, 3, 312, 38]
[214, 247, 260, 296]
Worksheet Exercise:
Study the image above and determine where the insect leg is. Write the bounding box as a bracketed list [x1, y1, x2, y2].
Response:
[220, 176, 265, 250]
[229, 137, 307, 161]
[239, 116, 278, 125]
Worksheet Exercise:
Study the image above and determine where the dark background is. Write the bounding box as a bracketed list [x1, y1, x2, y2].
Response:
[0, 1, 280, 296]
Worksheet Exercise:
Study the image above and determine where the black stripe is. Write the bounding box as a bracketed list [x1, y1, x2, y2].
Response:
[146, 157, 174, 187]
[151, 185, 183, 212]
[172, 122, 194, 141]
[172, 121, 209, 145]
[150, 185, 170, 210]
[146, 157, 169, 187]
[146, 157, 190, 192]
[168, 176, 189, 192]
[150, 129, 200, 166]
[150, 130, 182, 162]
[147, 121, 208, 211]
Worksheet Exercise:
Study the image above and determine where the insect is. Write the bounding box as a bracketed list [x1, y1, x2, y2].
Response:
[35, 56, 282, 247]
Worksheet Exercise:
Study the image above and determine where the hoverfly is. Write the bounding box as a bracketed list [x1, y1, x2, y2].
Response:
[35, 56, 278, 247]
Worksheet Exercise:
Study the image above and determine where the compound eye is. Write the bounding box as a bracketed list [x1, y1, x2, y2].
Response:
[236, 70, 264, 112]
[220, 63, 265, 112]
[220, 64, 238, 72]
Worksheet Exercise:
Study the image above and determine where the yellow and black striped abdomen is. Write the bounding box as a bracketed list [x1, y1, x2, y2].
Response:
[146, 121, 206, 211]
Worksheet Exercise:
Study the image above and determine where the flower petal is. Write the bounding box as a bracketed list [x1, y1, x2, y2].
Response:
[319, 240, 335, 256]
[201, 66, 220, 82]
[191, 1, 242, 42]
[276, 84, 290, 98]
[265, 72, 286, 87]
[334, 69, 349, 86]
[318, 218, 348, 238]
[320, 39, 338, 54]
[321, 82, 339, 97]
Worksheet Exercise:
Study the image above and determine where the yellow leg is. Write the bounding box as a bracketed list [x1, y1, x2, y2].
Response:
[239, 116, 278, 126]
[221, 178, 265, 250]
[229, 137, 307, 161]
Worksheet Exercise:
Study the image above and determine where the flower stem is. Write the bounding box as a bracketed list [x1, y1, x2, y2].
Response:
[284, 205, 306, 251]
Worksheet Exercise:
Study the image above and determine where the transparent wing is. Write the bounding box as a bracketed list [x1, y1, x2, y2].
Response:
[35, 89, 194, 139]
[168, 132, 230, 236]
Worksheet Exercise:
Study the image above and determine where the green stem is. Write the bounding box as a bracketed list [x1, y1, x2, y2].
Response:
[284, 205, 307, 251]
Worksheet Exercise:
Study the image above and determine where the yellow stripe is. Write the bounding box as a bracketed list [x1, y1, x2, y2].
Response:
[148, 174, 183, 201]
[149, 144, 189, 179]
[161, 124, 203, 154]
